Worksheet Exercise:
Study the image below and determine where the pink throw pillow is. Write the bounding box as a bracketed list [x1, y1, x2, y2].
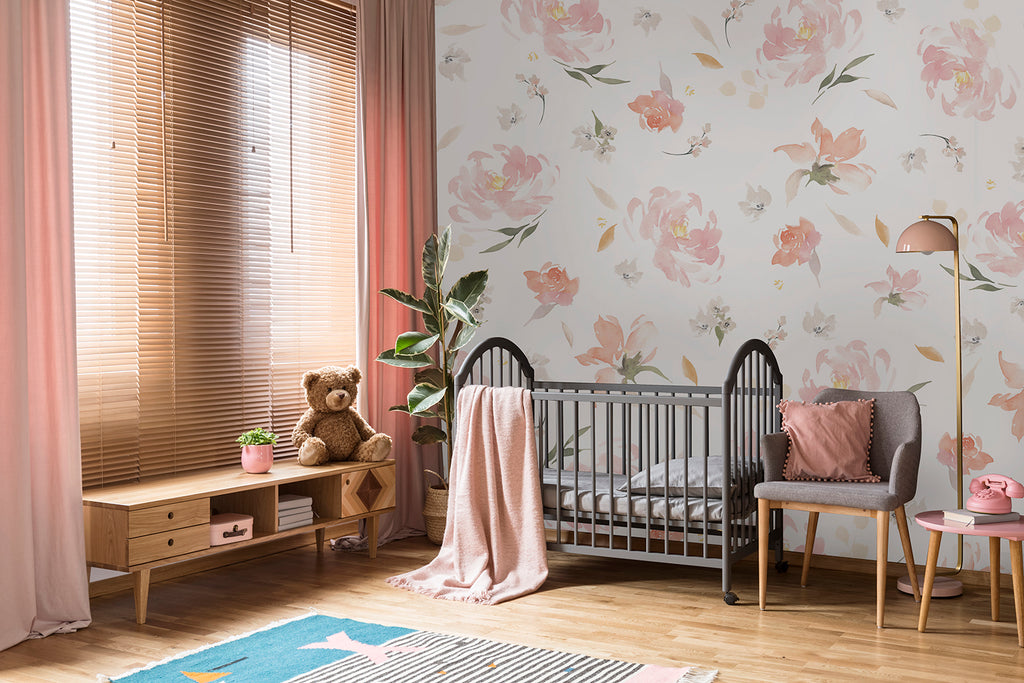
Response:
[780, 399, 880, 482]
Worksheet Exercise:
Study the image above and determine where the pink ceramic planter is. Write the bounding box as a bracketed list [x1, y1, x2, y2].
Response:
[240, 444, 274, 473]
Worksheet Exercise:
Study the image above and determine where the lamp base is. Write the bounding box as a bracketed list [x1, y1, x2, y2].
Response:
[897, 574, 962, 597]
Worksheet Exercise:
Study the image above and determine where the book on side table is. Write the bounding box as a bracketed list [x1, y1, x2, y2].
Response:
[943, 509, 1020, 526]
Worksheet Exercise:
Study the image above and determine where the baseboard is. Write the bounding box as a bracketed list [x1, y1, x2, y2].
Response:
[88, 524, 355, 599]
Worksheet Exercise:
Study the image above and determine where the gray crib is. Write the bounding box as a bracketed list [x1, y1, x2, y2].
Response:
[453, 336, 784, 604]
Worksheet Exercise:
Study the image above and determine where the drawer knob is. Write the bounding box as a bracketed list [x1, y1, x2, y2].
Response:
[167, 511, 174, 520]
[167, 538, 174, 547]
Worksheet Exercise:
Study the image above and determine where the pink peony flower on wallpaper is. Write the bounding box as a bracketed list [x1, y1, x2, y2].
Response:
[524, 262, 579, 306]
[447, 145, 559, 224]
[865, 266, 927, 317]
[626, 187, 724, 287]
[798, 340, 894, 401]
[937, 432, 992, 480]
[973, 200, 1024, 277]
[775, 118, 875, 199]
[990, 351, 1024, 442]
[627, 89, 684, 133]
[757, 0, 863, 87]
[500, 0, 613, 64]
[772, 217, 820, 267]
[574, 314, 667, 384]
[918, 22, 1017, 121]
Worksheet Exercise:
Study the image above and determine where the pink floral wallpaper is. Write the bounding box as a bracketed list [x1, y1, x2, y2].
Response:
[435, 0, 1024, 570]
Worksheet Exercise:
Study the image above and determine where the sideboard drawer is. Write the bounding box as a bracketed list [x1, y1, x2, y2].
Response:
[128, 524, 210, 565]
[341, 462, 396, 517]
[129, 499, 210, 538]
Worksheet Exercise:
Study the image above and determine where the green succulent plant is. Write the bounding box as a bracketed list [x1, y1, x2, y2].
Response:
[235, 427, 278, 447]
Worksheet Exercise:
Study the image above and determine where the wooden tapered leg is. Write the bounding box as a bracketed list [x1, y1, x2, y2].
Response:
[133, 568, 151, 625]
[758, 498, 770, 611]
[1010, 540, 1024, 648]
[876, 510, 889, 628]
[315, 528, 326, 553]
[991, 536, 1002, 622]
[801, 511, 819, 587]
[894, 506, 920, 602]
[918, 530, 942, 632]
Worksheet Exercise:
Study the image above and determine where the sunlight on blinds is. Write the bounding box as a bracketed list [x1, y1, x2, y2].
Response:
[70, 0, 357, 487]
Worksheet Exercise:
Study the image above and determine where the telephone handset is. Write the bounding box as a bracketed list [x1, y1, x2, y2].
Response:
[966, 474, 1024, 514]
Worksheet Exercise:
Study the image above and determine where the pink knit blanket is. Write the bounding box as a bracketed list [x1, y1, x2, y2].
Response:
[387, 385, 547, 604]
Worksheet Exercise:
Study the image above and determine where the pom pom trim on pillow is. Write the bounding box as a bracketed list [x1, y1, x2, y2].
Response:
[780, 398, 880, 483]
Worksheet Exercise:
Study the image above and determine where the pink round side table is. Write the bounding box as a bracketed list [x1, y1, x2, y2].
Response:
[915, 510, 1024, 648]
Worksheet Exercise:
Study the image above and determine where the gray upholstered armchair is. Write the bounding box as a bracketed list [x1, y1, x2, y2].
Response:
[755, 388, 923, 628]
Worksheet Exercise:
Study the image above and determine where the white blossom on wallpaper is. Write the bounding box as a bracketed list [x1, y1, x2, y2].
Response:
[435, 0, 1024, 570]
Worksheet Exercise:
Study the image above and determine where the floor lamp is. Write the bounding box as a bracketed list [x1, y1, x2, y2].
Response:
[894, 215, 964, 597]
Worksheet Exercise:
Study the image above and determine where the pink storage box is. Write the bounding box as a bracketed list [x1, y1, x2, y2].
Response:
[210, 512, 253, 546]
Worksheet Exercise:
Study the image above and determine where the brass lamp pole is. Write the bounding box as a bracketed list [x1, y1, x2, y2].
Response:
[896, 215, 964, 595]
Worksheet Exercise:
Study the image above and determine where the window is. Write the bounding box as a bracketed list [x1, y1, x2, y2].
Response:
[70, 0, 357, 488]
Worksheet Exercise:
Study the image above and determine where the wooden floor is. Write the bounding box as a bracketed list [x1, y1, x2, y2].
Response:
[3, 535, 1024, 682]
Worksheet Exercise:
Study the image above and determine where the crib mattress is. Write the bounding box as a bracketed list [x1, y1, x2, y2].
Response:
[541, 468, 727, 523]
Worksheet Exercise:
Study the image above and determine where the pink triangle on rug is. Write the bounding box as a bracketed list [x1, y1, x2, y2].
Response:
[624, 664, 718, 682]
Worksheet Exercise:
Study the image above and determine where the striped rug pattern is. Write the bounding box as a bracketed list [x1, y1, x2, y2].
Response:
[106, 614, 717, 683]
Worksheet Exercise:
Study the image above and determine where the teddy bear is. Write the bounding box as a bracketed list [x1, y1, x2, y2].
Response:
[291, 365, 392, 466]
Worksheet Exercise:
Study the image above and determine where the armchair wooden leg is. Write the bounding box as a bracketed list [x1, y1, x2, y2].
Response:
[801, 511, 818, 587]
[894, 506, 920, 602]
[758, 498, 770, 611]
[876, 509, 890, 628]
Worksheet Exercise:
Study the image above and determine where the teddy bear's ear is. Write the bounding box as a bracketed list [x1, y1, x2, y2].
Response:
[301, 370, 319, 390]
[346, 366, 361, 383]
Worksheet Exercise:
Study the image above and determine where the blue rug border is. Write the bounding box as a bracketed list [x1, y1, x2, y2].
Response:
[104, 612, 414, 683]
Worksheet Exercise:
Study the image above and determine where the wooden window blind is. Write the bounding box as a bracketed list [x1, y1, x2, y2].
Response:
[70, 0, 357, 488]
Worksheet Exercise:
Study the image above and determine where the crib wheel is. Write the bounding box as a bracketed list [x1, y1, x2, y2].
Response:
[775, 560, 789, 573]
[723, 592, 739, 605]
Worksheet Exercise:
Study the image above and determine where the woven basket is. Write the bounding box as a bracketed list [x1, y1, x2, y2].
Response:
[422, 469, 449, 545]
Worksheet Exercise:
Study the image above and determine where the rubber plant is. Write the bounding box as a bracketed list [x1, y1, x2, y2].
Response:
[376, 225, 488, 479]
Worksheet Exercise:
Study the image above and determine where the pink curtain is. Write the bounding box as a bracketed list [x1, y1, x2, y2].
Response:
[0, 0, 92, 651]
[356, 0, 439, 541]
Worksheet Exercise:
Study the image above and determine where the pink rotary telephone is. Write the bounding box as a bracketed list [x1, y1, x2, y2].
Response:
[966, 474, 1024, 514]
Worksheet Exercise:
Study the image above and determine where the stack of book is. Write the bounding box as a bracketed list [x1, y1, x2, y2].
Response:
[943, 508, 1020, 526]
[278, 493, 314, 531]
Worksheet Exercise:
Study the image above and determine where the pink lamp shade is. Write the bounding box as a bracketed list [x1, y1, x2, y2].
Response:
[895, 219, 958, 253]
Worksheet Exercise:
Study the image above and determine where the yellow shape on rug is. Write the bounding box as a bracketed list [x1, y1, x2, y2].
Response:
[181, 672, 230, 683]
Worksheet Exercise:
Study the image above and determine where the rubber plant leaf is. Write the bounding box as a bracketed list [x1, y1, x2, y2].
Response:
[443, 298, 480, 327]
[412, 425, 447, 445]
[379, 288, 430, 314]
[395, 331, 439, 355]
[447, 270, 488, 309]
[408, 382, 447, 414]
[376, 349, 434, 368]
[422, 227, 451, 292]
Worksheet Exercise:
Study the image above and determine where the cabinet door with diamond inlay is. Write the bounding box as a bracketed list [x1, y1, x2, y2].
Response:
[341, 463, 395, 517]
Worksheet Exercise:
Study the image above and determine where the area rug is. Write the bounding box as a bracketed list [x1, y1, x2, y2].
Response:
[102, 613, 716, 682]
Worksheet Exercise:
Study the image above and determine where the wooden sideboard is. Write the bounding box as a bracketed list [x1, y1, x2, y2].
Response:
[83, 459, 395, 624]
